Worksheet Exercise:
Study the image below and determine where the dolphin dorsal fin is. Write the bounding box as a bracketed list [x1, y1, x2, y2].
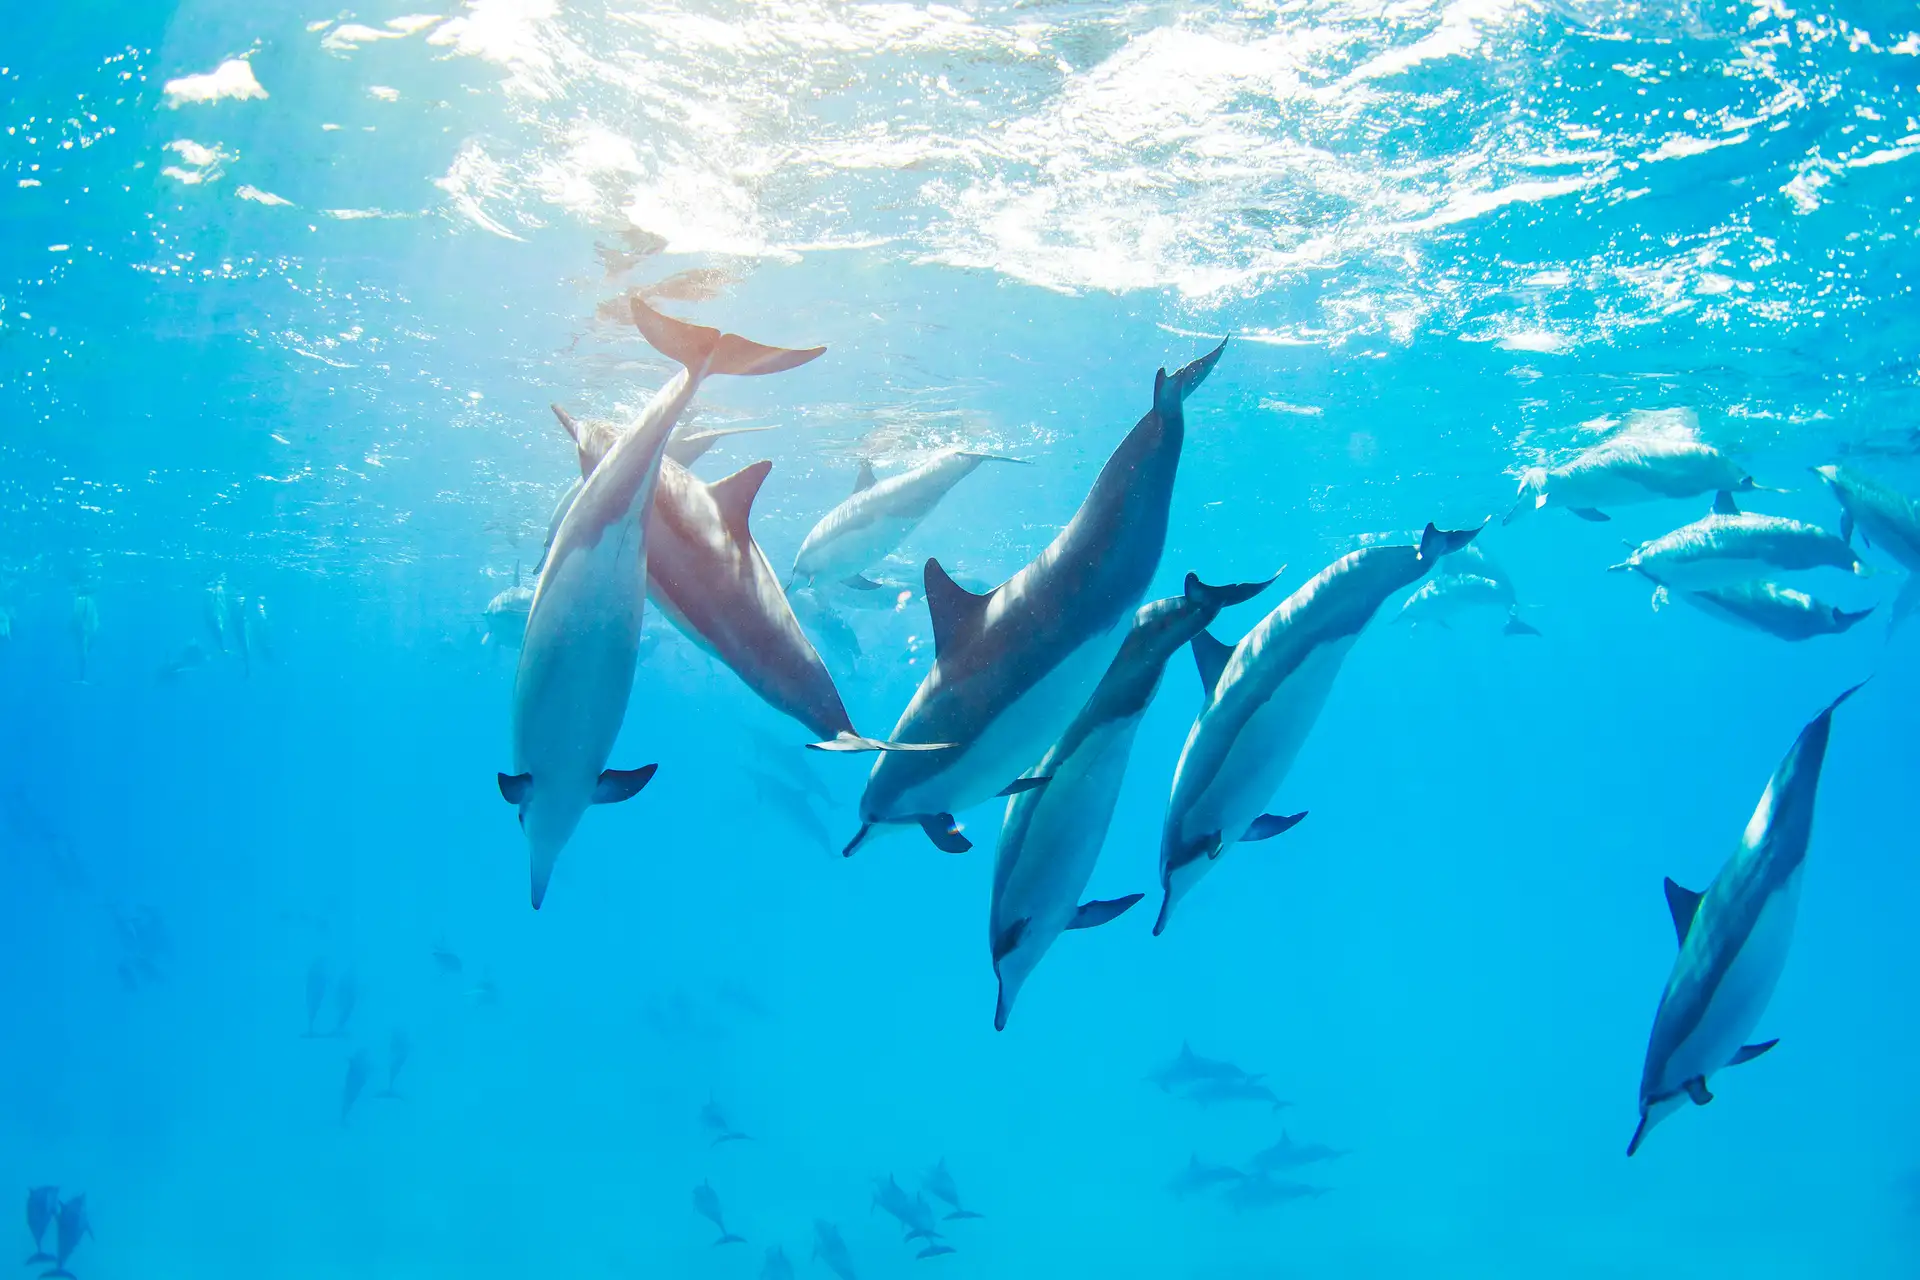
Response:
[853, 460, 876, 494]
[1663, 877, 1704, 945]
[924, 558, 993, 658]
[1191, 630, 1233, 699]
[1712, 489, 1740, 516]
[708, 460, 772, 545]
[550, 405, 596, 478]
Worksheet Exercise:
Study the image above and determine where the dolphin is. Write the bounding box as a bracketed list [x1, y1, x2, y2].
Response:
[699, 1097, 752, 1145]
[326, 969, 358, 1038]
[922, 1158, 984, 1221]
[1507, 436, 1770, 525]
[916, 1243, 957, 1259]
[1813, 463, 1920, 628]
[1609, 495, 1865, 607]
[847, 339, 1229, 856]
[430, 940, 462, 975]
[812, 1220, 858, 1280]
[1682, 582, 1874, 641]
[760, 1245, 795, 1280]
[1222, 1175, 1328, 1212]
[547, 404, 922, 754]
[202, 576, 231, 653]
[482, 564, 533, 649]
[1397, 571, 1539, 637]
[792, 450, 1026, 590]
[302, 958, 327, 1037]
[376, 1027, 409, 1099]
[341, 1048, 371, 1127]
[39, 1194, 89, 1280]
[1249, 1131, 1347, 1172]
[1145, 1041, 1260, 1091]
[693, 1180, 745, 1245]
[873, 1175, 943, 1243]
[750, 768, 837, 855]
[1167, 1155, 1246, 1198]
[991, 572, 1275, 1028]
[1627, 682, 1863, 1156]
[1183, 1077, 1290, 1110]
[499, 298, 823, 908]
[1157, 521, 1482, 933]
[25, 1186, 58, 1265]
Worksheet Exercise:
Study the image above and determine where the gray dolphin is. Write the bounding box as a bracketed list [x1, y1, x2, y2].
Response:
[1683, 583, 1874, 641]
[699, 1097, 751, 1146]
[693, 1180, 745, 1245]
[792, 450, 1026, 590]
[1249, 1131, 1347, 1173]
[39, 1194, 90, 1280]
[922, 1158, 984, 1221]
[499, 299, 823, 908]
[991, 572, 1275, 1029]
[1609, 495, 1865, 607]
[376, 1027, 409, 1099]
[760, 1245, 795, 1280]
[1145, 1041, 1259, 1091]
[302, 958, 327, 1038]
[1507, 436, 1769, 525]
[25, 1186, 58, 1265]
[1627, 683, 1863, 1156]
[1157, 521, 1481, 933]
[547, 404, 923, 754]
[1397, 566, 1539, 637]
[873, 1174, 944, 1243]
[812, 1219, 858, 1280]
[1168, 1155, 1246, 1198]
[847, 339, 1229, 856]
[1814, 463, 1920, 628]
[341, 1049, 371, 1127]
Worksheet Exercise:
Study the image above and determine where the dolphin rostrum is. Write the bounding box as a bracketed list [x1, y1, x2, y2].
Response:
[991, 572, 1275, 1029]
[1813, 463, 1920, 628]
[847, 339, 1229, 856]
[1608, 494, 1865, 608]
[1157, 521, 1482, 934]
[499, 298, 823, 908]
[1682, 582, 1874, 641]
[792, 449, 1026, 590]
[1507, 436, 1770, 525]
[1627, 682, 1863, 1156]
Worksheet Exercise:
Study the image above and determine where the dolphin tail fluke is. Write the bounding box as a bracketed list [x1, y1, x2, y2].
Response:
[24, 1254, 51, 1266]
[1728, 1038, 1779, 1066]
[629, 295, 824, 377]
[1185, 570, 1282, 611]
[714, 1233, 747, 1247]
[810, 731, 951, 754]
[40, 1270, 75, 1279]
[944, 1209, 984, 1220]
[1834, 605, 1874, 633]
[1161, 337, 1229, 409]
[1416, 520, 1485, 563]
[1503, 613, 1542, 637]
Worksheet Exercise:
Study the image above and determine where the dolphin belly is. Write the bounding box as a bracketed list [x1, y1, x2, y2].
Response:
[1657, 865, 1804, 1096]
[801, 510, 919, 583]
[1553, 471, 1670, 510]
[997, 714, 1142, 944]
[881, 619, 1127, 821]
[1642, 554, 1782, 593]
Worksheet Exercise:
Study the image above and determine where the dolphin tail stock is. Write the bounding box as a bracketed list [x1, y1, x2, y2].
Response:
[1154, 336, 1231, 416]
[714, 1232, 747, 1247]
[1184, 568, 1283, 612]
[629, 294, 826, 378]
[809, 731, 951, 754]
[1415, 519, 1487, 563]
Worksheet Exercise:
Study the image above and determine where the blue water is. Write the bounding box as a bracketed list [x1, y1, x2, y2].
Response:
[6, 0, 1920, 1275]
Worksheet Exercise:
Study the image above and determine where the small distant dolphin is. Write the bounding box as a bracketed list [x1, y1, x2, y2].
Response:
[1167, 1155, 1246, 1198]
[991, 572, 1274, 1029]
[376, 1028, 409, 1099]
[1609, 495, 1865, 606]
[25, 1186, 58, 1265]
[430, 940, 463, 975]
[916, 1243, 957, 1259]
[302, 958, 327, 1037]
[341, 1049, 371, 1127]
[693, 1180, 746, 1245]
[203, 577, 231, 653]
[482, 564, 533, 649]
[1397, 570, 1539, 637]
[848, 339, 1229, 856]
[500, 298, 822, 908]
[750, 769, 836, 855]
[1184, 1077, 1290, 1110]
[1145, 1041, 1260, 1091]
[156, 641, 208, 683]
[39, 1193, 90, 1280]
[1683, 582, 1874, 641]
[245, 597, 274, 663]
[700, 1097, 751, 1146]
[872, 1175, 943, 1243]
[1249, 1131, 1346, 1173]
[1507, 436, 1769, 525]
[792, 450, 1026, 590]
[1627, 683, 1862, 1156]
[1222, 1175, 1328, 1212]
[1813, 463, 1920, 628]
[327, 969, 358, 1038]
[1157, 521, 1482, 933]
[548, 404, 920, 754]
[812, 1219, 859, 1280]
[70, 593, 96, 683]
[922, 1158, 984, 1221]
[760, 1245, 795, 1280]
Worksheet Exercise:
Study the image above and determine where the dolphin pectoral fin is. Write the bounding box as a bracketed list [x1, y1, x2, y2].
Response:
[714, 1233, 746, 1247]
[1568, 507, 1611, 522]
[1712, 489, 1741, 516]
[592, 764, 659, 804]
[1503, 614, 1542, 637]
[853, 459, 876, 493]
[1242, 811, 1308, 842]
[1729, 1039, 1779, 1066]
[497, 772, 531, 805]
[918, 814, 971, 853]
[1067, 893, 1144, 929]
[811, 731, 951, 753]
[996, 775, 1051, 797]
[843, 574, 884, 590]
[1191, 630, 1233, 699]
[1684, 1077, 1713, 1105]
[1662, 877, 1704, 946]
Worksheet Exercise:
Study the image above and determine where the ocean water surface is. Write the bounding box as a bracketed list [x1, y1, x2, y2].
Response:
[5, 0, 1920, 1275]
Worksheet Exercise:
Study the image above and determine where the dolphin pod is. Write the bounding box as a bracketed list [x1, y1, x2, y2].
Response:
[844, 339, 1228, 856]
[499, 297, 824, 909]
[1156, 522, 1482, 934]
[1627, 683, 1861, 1155]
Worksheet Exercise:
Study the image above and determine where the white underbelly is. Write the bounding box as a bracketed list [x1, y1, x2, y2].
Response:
[1666, 866, 1803, 1088]
[998, 715, 1140, 936]
[807, 513, 919, 580]
[1645, 555, 1779, 592]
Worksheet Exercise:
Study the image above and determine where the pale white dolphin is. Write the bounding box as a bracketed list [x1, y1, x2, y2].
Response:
[1628, 682, 1863, 1155]
[792, 450, 1026, 590]
[1609, 494, 1866, 607]
[1507, 436, 1770, 525]
[1156, 522, 1482, 934]
[1813, 463, 1920, 629]
[1682, 583, 1873, 641]
[499, 297, 823, 908]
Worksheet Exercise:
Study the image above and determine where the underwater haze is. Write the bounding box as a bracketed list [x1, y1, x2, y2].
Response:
[5, 0, 1920, 1275]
